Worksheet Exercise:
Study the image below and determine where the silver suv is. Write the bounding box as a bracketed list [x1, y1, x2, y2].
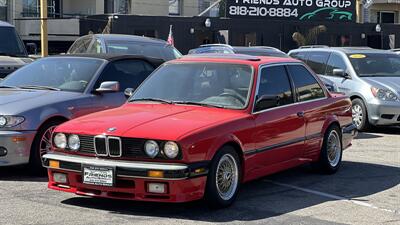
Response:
[289, 47, 400, 130]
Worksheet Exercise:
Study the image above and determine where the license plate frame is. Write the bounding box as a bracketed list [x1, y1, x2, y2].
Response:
[82, 165, 116, 187]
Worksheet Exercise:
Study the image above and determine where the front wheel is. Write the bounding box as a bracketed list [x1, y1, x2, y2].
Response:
[29, 120, 64, 172]
[352, 98, 370, 131]
[205, 146, 241, 208]
[313, 125, 343, 174]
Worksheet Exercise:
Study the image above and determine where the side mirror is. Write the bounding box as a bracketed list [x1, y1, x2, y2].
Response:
[95, 81, 120, 93]
[26, 43, 38, 55]
[124, 88, 135, 98]
[255, 95, 280, 111]
[333, 69, 351, 79]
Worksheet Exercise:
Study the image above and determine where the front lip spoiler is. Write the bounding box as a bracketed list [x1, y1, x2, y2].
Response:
[42, 152, 209, 180]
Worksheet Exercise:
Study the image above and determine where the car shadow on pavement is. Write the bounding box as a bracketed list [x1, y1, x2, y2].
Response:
[61, 161, 400, 222]
[356, 126, 400, 139]
[0, 166, 47, 182]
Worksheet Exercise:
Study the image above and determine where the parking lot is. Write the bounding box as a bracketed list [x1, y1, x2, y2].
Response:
[0, 128, 398, 225]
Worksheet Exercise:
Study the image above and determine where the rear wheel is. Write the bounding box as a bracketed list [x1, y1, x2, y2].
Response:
[352, 98, 370, 131]
[29, 120, 64, 172]
[313, 125, 343, 174]
[205, 146, 241, 208]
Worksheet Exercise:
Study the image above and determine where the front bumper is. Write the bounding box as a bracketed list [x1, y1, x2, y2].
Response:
[0, 130, 36, 166]
[367, 101, 400, 126]
[342, 123, 358, 150]
[43, 153, 209, 203]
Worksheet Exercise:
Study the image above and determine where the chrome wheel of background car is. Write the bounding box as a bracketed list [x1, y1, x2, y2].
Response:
[39, 125, 56, 158]
[327, 130, 342, 167]
[352, 104, 363, 128]
[216, 154, 239, 201]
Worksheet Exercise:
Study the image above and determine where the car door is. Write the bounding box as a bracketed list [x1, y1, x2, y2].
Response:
[251, 64, 306, 170]
[322, 53, 353, 95]
[286, 64, 328, 159]
[91, 59, 157, 111]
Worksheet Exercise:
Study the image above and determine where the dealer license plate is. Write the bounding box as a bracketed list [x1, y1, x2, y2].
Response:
[83, 166, 115, 187]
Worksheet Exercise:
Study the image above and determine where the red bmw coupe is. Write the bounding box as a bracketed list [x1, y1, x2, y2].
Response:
[43, 54, 357, 208]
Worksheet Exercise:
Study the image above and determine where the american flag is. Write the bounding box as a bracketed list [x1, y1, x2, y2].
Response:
[167, 25, 175, 46]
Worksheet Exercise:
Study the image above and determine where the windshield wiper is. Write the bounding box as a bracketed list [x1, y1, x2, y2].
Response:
[0, 52, 24, 57]
[173, 101, 226, 109]
[0, 85, 20, 89]
[129, 98, 173, 104]
[18, 85, 61, 91]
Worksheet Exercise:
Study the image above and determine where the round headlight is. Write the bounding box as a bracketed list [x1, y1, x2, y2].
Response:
[163, 141, 179, 159]
[68, 134, 80, 151]
[144, 140, 159, 158]
[54, 133, 67, 149]
[0, 116, 7, 127]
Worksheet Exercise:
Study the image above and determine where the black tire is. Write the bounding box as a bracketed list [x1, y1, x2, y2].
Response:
[29, 119, 64, 173]
[205, 146, 241, 209]
[312, 125, 343, 174]
[351, 98, 370, 131]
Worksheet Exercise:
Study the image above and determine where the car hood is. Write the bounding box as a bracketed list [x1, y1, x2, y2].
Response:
[361, 76, 400, 94]
[0, 89, 81, 114]
[57, 103, 246, 141]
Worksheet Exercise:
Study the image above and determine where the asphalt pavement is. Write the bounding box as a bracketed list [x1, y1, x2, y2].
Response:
[0, 127, 399, 225]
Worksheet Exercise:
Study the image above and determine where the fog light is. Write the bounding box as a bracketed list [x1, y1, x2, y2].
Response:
[0, 147, 7, 157]
[53, 173, 68, 184]
[147, 183, 167, 194]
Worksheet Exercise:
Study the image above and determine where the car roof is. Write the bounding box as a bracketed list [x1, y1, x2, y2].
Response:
[49, 54, 165, 66]
[89, 34, 170, 45]
[0, 20, 14, 27]
[290, 46, 393, 54]
[173, 54, 299, 66]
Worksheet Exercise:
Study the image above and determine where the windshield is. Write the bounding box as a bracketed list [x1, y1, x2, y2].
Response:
[0, 57, 104, 92]
[105, 41, 181, 61]
[0, 27, 27, 57]
[131, 63, 253, 109]
[348, 53, 400, 77]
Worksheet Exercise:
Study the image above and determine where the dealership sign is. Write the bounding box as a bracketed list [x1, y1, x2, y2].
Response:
[227, 0, 356, 22]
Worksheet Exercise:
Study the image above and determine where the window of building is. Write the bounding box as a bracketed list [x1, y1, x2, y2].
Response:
[22, 0, 61, 18]
[377, 11, 395, 24]
[0, 0, 7, 21]
[287, 65, 325, 102]
[105, 0, 130, 14]
[169, 0, 180, 15]
[255, 65, 294, 111]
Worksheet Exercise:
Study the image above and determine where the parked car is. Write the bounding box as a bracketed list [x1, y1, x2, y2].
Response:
[0, 21, 34, 79]
[289, 47, 400, 130]
[188, 44, 235, 54]
[188, 45, 288, 58]
[0, 54, 163, 169]
[232, 46, 288, 58]
[43, 54, 356, 208]
[67, 34, 182, 61]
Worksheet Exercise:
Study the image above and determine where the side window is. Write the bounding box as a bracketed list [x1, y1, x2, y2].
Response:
[326, 53, 347, 76]
[290, 52, 309, 62]
[88, 39, 103, 54]
[69, 37, 92, 54]
[255, 65, 294, 112]
[95, 59, 155, 91]
[287, 65, 325, 102]
[306, 52, 330, 75]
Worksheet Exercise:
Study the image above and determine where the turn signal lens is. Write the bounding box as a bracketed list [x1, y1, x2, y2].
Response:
[148, 170, 164, 178]
[49, 160, 60, 169]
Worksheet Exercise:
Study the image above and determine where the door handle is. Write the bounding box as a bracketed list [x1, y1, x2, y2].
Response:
[297, 112, 305, 117]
